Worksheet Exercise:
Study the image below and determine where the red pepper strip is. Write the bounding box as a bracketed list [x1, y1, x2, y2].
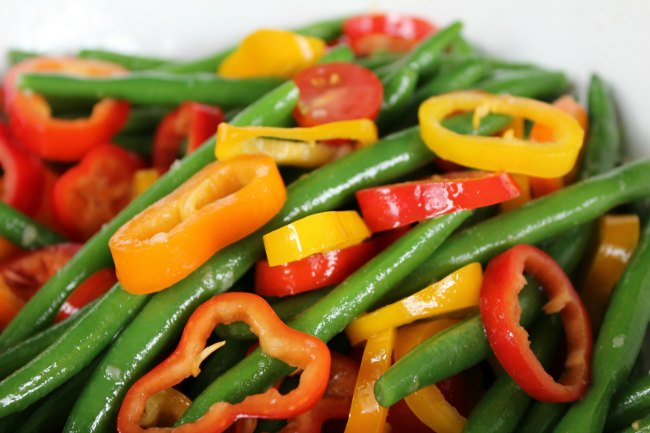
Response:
[117, 292, 331, 433]
[356, 171, 520, 233]
[254, 227, 407, 297]
[54, 267, 116, 322]
[51, 143, 145, 241]
[153, 102, 224, 173]
[4, 57, 130, 162]
[480, 244, 593, 403]
[342, 13, 437, 56]
[0, 123, 45, 216]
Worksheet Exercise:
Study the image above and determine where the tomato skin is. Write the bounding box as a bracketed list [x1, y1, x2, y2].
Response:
[292, 63, 383, 127]
[51, 143, 144, 241]
[343, 13, 437, 56]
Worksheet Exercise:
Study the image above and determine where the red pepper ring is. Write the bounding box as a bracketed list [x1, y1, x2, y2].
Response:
[4, 57, 130, 162]
[479, 244, 593, 403]
[117, 292, 331, 433]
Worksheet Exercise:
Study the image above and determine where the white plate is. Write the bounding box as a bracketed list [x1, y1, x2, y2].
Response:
[1, 0, 648, 156]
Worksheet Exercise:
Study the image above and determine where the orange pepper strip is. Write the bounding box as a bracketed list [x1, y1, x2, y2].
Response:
[109, 154, 286, 294]
[117, 292, 331, 433]
[344, 328, 395, 433]
[529, 95, 589, 195]
[581, 214, 640, 330]
[394, 319, 466, 433]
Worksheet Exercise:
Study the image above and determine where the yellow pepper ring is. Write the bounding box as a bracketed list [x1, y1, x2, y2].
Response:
[418, 92, 585, 178]
[215, 120, 378, 168]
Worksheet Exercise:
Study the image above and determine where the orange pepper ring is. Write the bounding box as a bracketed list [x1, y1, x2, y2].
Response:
[117, 292, 331, 433]
[4, 57, 130, 161]
[418, 92, 584, 178]
[109, 154, 286, 294]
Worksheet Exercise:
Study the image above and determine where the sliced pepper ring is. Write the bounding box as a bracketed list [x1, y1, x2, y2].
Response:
[4, 57, 130, 161]
[418, 92, 585, 178]
[109, 154, 286, 294]
[215, 120, 378, 168]
[479, 244, 593, 403]
[117, 292, 331, 433]
[262, 211, 372, 267]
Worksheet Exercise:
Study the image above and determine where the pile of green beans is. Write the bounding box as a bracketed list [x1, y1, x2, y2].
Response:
[1, 14, 649, 433]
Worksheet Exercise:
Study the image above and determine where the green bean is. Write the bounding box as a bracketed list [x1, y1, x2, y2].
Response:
[0, 301, 95, 380]
[112, 133, 153, 157]
[77, 49, 170, 71]
[187, 340, 250, 399]
[0, 202, 65, 249]
[553, 221, 650, 432]
[0, 81, 300, 351]
[448, 35, 477, 56]
[619, 412, 650, 433]
[357, 52, 403, 70]
[119, 106, 170, 135]
[64, 127, 439, 433]
[214, 289, 330, 341]
[607, 375, 650, 430]
[7, 49, 41, 65]
[376, 67, 419, 131]
[18, 72, 283, 108]
[479, 69, 569, 99]
[463, 316, 562, 433]
[155, 16, 345, 74]
[318, 45, 355, 63]
[179, 211, 470, 424]
[0, 284, 146, 416]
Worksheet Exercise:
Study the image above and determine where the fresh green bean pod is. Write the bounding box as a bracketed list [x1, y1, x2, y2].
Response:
[18, 72, 284, 108]
[607, 374, 650, 430]
[517, 402, 569, 433]
[553, 221, 650, 432]
[0, 285, 146, 416]
[463, 316, 562, 433]
[478, 69, 569, 99]
[155, 16, 346, 74]
[618, 412, 650, 433]
[376, 67, 419, 131]
[179, 211, 470, 424]
[112, 133, 153, 158]
[0, 301, 95, 380]
[318, 44, 355, 63]
[214, 289, 330, 341]
[119, 106, 170, 135]
[64, 127, 439, 433]
[7, 49, 41, 65]
[77, 49, 170, 71]
[0, 202, 65, 249]
[357, 52, 403, 70]
[0, 81, 299, 351]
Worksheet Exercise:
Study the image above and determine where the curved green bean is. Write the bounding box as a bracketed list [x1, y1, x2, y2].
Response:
[0, 202, 65, 249]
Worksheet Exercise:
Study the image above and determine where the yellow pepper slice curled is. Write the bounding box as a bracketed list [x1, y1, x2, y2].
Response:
[346, 262, 482, 345]
[131, 168, 160, 199]
[215, 120, 378, 168]
[581, 214, 640, 330]
[419, 92, 585, 178]
[394, 319, 466, 433]
[263, 211, 371, 266]
[344, 328, 395, 433]
[218, 29, 325, 78]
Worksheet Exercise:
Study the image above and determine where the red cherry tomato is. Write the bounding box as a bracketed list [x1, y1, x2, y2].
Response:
[292, 63, 383, 127]
[343, 13, 437, 56]
[51, 143, 144, 241]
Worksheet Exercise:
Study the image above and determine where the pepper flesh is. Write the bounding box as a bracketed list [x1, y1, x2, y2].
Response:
[480, 244, 592, 402]
[346, 262, 482, 345]
[344, 328, 395, 433]
[109, 154, 287, 294]
[393, 319, 466, 433]
[3, 57, 130, 161]
[263, 211, 371, 266]
[581, 214, 640, 330]
[117, 292, 331, 433]
[418, 92, 584, 178]
[215, 120, 377, 168]
[218, 29, 325, 79]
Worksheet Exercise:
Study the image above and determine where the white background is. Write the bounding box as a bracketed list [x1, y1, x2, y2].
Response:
[1, 0, 648, 156]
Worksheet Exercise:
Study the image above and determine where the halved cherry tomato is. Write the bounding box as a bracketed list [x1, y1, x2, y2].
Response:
[293, 63, 383, 127]
[343, 13, 437, 56]
[51, 144, 144, 241]
[153, 102, 224, 173]
[55, 267, 117, 322]
[4, 57, 130, 162]
[0, 123, 45, 216]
